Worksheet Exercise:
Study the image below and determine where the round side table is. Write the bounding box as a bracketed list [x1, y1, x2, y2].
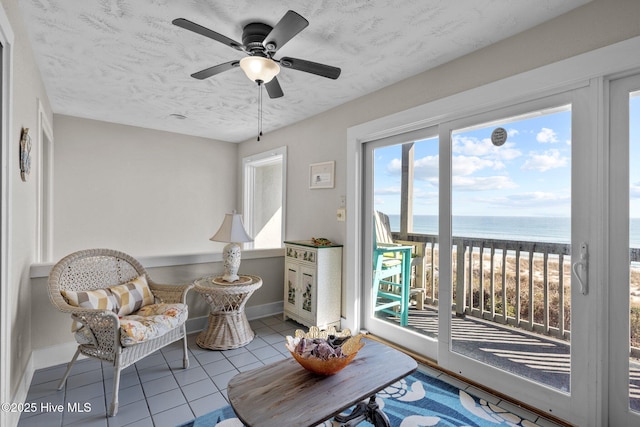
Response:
[193, 275, 262, 350]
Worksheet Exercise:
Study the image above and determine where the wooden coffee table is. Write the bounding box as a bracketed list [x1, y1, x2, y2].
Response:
[227, 338, 417, 427]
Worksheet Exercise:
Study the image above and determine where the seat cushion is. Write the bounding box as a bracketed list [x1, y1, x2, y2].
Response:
[61, 288, 118, 313]
[110, 275, 155, 316]
[119, 303, 188, 347]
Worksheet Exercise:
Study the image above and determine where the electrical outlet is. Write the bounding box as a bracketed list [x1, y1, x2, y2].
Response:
[336, 208, 346, 222]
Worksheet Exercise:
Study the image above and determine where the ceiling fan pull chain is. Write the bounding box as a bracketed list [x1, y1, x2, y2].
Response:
[257, 82, 263, 141]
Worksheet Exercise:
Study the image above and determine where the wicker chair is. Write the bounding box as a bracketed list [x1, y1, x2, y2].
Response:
[47, 248, 194, 416]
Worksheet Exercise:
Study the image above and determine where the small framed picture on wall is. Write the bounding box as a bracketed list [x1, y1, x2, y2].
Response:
[309, 161, 335, 189]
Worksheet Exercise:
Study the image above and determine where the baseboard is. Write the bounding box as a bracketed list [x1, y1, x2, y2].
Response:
[6, 354, 35, 427]
[246, 301, 283, 321]
[33, 341, 81, 370]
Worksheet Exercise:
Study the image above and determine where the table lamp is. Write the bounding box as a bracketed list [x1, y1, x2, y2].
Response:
[210, 211, 253, 282]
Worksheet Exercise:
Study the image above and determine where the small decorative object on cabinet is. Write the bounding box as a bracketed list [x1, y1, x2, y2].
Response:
[283, 240, 342, 329]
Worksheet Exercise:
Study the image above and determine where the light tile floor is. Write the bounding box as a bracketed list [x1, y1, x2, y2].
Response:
[17, 315, 566, 427]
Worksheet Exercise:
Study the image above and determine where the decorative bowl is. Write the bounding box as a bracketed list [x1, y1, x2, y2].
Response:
[285, 326, 365, 375]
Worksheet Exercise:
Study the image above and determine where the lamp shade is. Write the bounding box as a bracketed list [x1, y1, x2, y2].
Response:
[239, 56, 280, 83]
[210, 212, 253, 243]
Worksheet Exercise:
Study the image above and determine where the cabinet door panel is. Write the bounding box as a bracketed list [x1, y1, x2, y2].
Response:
[299, 268, 316, 323]
[284, 263, 298, 315]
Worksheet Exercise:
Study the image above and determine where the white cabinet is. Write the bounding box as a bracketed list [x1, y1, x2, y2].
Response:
[283, 241, 342, 329]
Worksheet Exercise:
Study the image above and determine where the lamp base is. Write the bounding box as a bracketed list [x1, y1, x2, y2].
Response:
[222, 242, 242, 282]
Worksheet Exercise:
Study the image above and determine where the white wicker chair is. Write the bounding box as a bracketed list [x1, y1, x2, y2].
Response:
[47, 248, 193, 416]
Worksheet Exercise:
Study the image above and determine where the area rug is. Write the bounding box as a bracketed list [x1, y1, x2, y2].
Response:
[179, 369, 542, 427]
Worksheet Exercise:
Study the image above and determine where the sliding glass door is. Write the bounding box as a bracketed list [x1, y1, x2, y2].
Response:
[363, 85, 595, 423]
[438, 89, 594, 422]
[447, 105, 572, 392]
[609, 73, 640, 426]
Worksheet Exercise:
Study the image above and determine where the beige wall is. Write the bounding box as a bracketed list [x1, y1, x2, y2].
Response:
[52, 115, 238, 258]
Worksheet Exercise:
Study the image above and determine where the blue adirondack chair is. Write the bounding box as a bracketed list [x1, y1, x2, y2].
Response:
[373, 211, 413, 326]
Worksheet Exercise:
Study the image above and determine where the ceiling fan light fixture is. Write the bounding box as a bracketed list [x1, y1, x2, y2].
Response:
[239, 56, 280, 83]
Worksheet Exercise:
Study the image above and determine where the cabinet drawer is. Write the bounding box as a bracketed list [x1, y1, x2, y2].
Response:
[285, 246, 317, 264]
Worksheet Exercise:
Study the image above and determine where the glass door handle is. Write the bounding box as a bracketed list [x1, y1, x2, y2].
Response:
[572, 242, 588, 295]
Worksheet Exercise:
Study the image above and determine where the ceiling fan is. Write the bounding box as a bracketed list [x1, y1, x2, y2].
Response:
[172, 10, 341, 99]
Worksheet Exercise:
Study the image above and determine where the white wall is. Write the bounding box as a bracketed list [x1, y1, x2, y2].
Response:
[52, 115, 238, 258]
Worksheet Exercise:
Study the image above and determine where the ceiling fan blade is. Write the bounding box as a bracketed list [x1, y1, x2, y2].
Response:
[279, 57, 341, 80]
[191, 61, 239, 80]
[265, 77, 284, 99]
[263, 10, 308, 53]
[173, 18, 243, 51]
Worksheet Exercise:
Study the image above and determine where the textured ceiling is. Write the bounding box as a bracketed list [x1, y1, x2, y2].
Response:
[19, 0, 590, 143]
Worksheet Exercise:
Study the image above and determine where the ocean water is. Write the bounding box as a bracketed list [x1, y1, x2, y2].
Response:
[387, 214, 640, 247]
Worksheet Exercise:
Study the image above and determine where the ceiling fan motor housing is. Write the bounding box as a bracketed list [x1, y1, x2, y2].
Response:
[242, 23, 274, 54]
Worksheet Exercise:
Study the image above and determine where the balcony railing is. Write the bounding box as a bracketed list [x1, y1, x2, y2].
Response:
[394, 231, 640, 357]
[396, 232, 572, 341]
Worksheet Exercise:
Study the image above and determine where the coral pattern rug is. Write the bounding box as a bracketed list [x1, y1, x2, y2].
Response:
[179, 369, 543, 426]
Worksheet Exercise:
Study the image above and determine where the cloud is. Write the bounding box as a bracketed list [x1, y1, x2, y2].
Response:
[452, 175, 518, 191]
[386, 158, 402, 174]
[375, 186, 401, 195]
[388, 154, 498, 180]
[413, 155, 439, 179]
[453, 135, 521, 161]
[453, 155, 504, 176]
[387, 134, 523, 180]
[453, 136, 493, 156]
[537, 127, 559, 143]
[521, 149, 568, 172]
[481, 191, 571, 207]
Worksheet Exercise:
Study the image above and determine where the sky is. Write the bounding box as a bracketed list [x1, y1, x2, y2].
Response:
[374, 106, 574, 217]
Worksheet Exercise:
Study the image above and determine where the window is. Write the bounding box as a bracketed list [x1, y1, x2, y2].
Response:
[243, 147, 286, 249]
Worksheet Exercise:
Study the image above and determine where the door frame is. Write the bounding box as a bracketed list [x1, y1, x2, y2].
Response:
[242, 146, 287, 249]
[608, 72, 640, 426]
